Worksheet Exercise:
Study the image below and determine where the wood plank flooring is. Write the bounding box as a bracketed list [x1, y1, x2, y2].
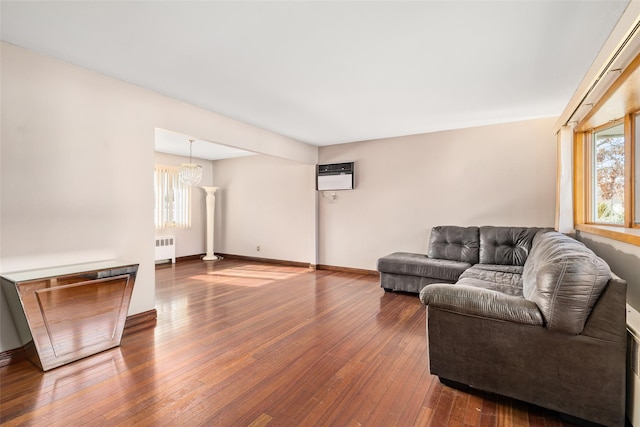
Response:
[0, 259, 578, 426]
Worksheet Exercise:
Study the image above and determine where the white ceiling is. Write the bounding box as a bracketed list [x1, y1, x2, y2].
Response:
[155, 128, 255, 161]
[0, 0, 631, 152]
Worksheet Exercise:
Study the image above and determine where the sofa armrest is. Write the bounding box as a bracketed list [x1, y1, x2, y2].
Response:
[420, 284, 544, 326]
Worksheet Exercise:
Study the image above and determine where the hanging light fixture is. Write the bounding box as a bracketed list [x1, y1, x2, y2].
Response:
[179, 139, 203, 185]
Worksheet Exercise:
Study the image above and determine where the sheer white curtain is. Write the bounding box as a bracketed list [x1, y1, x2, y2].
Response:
[154, 165, 192, 229]
[556, 125, 574, 233]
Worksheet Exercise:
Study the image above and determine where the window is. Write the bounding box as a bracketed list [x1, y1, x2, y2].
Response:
[572, 52, 640, 246]
[574, 112, 640, 246]
[591, 122, 625, 224]
[636, 113, 640, 226]
[154, 165, 192, 229]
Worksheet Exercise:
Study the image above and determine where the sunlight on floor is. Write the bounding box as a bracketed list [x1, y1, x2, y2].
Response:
[190, 265, 309, 288]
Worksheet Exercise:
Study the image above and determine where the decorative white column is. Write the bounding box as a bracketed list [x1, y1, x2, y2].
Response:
[201, 186, 220, 261]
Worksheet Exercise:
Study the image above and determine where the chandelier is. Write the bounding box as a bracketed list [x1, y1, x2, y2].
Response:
[179, 139, 203, 185]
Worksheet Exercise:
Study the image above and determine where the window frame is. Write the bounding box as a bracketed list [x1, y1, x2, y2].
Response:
[586, 119, 627, 226]
[574, 113, 640, 246]
[569, 50, 640, 247]
[634, 112, 640, 227]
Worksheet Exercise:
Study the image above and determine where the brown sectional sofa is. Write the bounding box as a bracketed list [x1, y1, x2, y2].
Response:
[377, 226, 627, 426]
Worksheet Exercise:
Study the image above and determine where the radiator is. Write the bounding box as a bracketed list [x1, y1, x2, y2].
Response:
[155, 235, 176, 264]
[628, 303, 640, 426]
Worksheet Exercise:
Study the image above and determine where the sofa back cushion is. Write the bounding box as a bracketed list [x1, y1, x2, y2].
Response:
[479, 226, 547, 266]
[522, 231, 611, 335]
[428, 226, 479, 264]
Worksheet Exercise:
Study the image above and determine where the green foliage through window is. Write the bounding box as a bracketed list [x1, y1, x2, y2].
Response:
[592, 123, 625, 224]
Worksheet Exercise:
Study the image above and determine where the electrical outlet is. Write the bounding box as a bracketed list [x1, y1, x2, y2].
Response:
[256, 245, 260, 252]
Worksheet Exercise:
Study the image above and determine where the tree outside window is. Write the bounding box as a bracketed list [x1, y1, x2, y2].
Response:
[593, 123, 625, 224]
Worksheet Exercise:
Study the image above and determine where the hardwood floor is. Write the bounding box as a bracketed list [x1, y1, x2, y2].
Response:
[0, 259, 578, 426]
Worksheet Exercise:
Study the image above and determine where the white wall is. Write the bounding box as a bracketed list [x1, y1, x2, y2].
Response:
[0, 42, 316, 352]
[211, 155, 316, 264]
[318, 117, 558, 270]
[0, 43, 156, 351]
[154, 152, 214, 258]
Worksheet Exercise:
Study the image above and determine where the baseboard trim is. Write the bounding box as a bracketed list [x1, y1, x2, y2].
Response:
[0, 309, 158, 367]
[217, 253, 313, 269]
[123, 309, 158, 335]
[0, 347, 26, 368]
[155, 254, 206, 266]
[176, 254, 206, 262]
[202, 254, 378, 276]
[316, 264, 379, 276]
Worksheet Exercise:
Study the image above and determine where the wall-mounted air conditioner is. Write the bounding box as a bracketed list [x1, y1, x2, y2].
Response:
[317, 162, 354, 191]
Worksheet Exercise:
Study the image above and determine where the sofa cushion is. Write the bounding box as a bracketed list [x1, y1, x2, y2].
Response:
[428, 226, 480, 264]
[479, 226, 548, 266]
[522, 231, 611, 335]
[380, 273, 456, 293]
[377, 252, 470, 282]
[457, 264, 524, 297]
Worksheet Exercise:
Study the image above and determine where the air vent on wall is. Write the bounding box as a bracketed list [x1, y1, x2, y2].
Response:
[317, 162, 354, 191]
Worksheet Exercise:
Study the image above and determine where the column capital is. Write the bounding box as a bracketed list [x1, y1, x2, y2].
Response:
[200, 186, 219, 196]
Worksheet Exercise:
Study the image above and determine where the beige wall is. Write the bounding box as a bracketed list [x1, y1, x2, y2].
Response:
[211, 155, 316, 264]
[318, 117, 558, 270]
[1, 43, 156, 351]
[0, 42, 316, 352]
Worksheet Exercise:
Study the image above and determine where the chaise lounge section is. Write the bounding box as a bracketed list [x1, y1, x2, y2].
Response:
[377, 225, 547, 294]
